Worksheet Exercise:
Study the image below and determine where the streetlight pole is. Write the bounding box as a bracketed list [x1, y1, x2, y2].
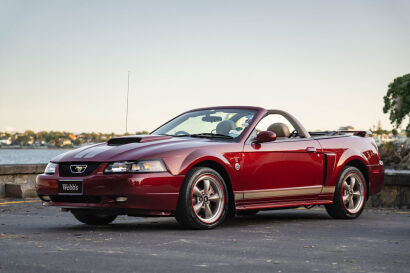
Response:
[125, 71, 130, 134]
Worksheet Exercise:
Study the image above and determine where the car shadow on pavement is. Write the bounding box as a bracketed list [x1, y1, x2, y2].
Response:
[44, 209, 332, 233]
[46, 218, 184, 232]
[223, 210, 331, 228]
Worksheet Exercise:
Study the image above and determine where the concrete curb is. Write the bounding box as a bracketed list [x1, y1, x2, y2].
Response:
[5, 184, 37, 198]
[0, 164, 47, 175]
[0, 164, 46, 197]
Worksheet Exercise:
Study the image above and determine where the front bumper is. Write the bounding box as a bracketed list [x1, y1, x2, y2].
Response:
[36, 169, 185, 215]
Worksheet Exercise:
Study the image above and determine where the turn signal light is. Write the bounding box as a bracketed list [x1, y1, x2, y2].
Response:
[115, 196, 128, 202]
[40, 195, 51, 202]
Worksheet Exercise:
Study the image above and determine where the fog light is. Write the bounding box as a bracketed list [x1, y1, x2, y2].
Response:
[41, 195, 51, 201]
[115, 196, 128, 202]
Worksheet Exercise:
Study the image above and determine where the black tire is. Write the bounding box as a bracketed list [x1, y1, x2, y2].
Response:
[325, 166, 367, 219]
[175, 167, 229, 229]
[71, 211, 117, 225]
[236, 210, 259, 216]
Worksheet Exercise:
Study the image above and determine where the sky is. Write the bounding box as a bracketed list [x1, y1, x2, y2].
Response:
[0, 0, 409, 134]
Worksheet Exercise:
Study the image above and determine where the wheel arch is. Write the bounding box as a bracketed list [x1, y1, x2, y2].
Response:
[344, 159, 370, 199]
[189, 160, 236, 218]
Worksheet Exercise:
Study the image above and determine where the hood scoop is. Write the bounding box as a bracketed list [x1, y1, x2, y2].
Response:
[107, 135, 172, 146]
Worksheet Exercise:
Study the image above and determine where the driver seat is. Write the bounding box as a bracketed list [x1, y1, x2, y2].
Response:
[267, 122, 290, 139]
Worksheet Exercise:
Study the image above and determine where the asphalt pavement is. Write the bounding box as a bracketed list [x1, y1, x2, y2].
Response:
[0, 199, 409, 273]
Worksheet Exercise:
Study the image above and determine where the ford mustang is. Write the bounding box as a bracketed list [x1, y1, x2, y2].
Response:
[36, 106, 384, 229]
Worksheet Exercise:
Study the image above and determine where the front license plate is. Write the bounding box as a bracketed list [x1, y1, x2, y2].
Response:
[58, 180, 83, 195]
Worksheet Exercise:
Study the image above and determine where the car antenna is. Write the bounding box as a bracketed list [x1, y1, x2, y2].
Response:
[125, 70, 130, 135]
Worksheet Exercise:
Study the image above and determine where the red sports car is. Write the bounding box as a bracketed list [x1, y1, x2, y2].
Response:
[36, 106, 384, 229]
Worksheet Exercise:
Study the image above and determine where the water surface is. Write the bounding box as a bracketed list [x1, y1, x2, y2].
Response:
[0, 149, 70, 164]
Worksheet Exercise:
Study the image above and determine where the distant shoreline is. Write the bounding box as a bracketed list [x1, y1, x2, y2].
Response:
[0, 146, 76, 150]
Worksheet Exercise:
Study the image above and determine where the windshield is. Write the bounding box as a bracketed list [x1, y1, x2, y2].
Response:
[152, 108, 257, 140]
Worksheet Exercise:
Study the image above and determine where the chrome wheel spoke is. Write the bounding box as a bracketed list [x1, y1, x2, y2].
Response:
[350, 177, 356, 190]
[343, 195, 349, 204]
[203, 180, 210, 195]
[193, 186, 202, 197]
[343, 181, 349, 190]
[204, 203, 212, 218]
[348, 197, 354, 209]
[193, 201, 203, 213]
[353, 191, 361, 197]
[209, 193, 220, 202]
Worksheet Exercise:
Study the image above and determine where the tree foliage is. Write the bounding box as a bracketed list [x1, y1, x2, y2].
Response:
[0, 130, 150, 147]
[383, 73, 410, 136]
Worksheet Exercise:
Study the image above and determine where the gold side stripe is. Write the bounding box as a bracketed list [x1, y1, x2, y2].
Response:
[234, 193, 243, 200]
[234, 185, 336, 201]
[234, 186, 322, 201]
[320, 186, 335, 194]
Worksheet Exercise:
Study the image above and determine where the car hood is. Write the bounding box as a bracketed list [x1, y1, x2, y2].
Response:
[51, 135, 230, 163]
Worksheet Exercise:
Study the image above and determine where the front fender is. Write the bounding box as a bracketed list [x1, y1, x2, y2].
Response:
[178, 149, 236, 177]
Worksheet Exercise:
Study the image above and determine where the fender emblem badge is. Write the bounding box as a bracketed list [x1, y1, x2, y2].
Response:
[234, 163, 240, 170]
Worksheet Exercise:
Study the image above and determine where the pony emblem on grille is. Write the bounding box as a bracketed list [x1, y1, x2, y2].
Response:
[70, 165, 87, 174]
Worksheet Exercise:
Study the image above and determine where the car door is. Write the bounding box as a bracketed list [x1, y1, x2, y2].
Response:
[240, 138, 324, 203]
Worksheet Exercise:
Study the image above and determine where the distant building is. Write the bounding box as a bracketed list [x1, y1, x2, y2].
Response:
[0, 137, 11, 145]
[62, 139, 72, 146]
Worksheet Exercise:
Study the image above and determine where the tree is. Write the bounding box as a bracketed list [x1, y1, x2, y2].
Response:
[383, 73, 410, 136]
[392, 128, 398, 136]
[24, 130, 35, 136]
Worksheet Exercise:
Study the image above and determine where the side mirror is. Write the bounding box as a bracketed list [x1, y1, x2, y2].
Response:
[253, 131, 277, 144]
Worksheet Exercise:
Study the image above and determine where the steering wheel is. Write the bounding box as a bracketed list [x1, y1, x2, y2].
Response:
[175, 131, 189, 136]
[288, 130, 298, 138]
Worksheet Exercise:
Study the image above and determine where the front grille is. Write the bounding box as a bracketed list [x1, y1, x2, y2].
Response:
[50, 195, 101, 203]
[59, 162, 100, 177]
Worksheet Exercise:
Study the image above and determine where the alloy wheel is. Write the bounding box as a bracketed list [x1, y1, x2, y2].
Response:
[342, 173, 365, 214]
[191, 175, 225, 224]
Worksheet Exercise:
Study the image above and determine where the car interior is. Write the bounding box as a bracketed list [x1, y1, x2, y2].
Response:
[215, 120, 236, 135]
[267, 122, 290, 139]
[246, 114, 298, 142]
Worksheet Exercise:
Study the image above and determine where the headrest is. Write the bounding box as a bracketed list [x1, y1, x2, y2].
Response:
[267, 122, 290, 137]
[216, 120, 235, 135]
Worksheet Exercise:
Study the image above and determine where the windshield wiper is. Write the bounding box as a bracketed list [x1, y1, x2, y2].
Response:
[158, 134, 190, 137]
[190, 133, 233, 139]
[172, 134, 191, 137]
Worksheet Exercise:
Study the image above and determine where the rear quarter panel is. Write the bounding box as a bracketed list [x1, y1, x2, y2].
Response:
[316, 135, 383, 195]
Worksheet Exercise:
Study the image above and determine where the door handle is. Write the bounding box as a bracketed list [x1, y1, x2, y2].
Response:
[306, 147, 317, 153]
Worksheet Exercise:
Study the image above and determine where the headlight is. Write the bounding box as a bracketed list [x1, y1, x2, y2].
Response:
[104, 160, 167, 173]
[44, 163, 57, 175]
